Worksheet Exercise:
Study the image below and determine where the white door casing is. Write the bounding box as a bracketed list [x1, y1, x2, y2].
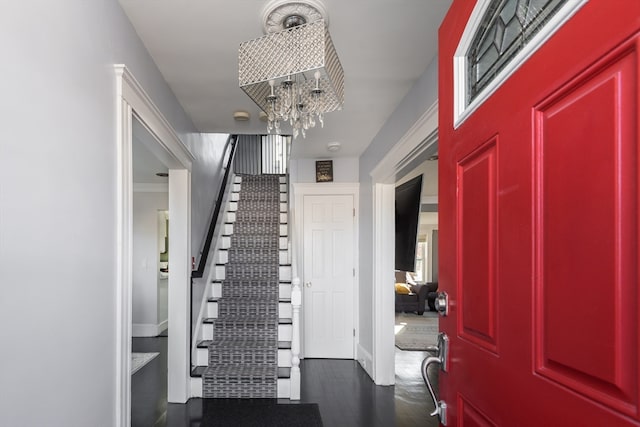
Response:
[303, 194, 355, 358]
[369, 101, 438, 385]
[115, 65, 194, 426]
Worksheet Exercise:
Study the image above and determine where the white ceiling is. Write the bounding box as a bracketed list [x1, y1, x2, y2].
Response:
[132, 117, 169, 184]
[118, 0, 452, 159]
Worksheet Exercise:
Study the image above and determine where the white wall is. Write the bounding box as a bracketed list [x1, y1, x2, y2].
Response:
[357, 57, 440, 363]
[0, 2, 211, 425]
[290, 157, 359, 183]
[132, 191, 168, 336]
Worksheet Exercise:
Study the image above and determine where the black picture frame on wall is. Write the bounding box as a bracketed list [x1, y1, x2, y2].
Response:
[315, 160, 333, 182]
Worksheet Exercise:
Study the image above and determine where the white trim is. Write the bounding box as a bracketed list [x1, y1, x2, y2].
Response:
[453, 0, 588, 128]
[372, 183, 395, 385]
[292, 183, 360, 360]
[167, 169, 191, 403]
[369, 100, 438, 385]
[357, 343, 374, 379]
[115, 64, 192, 426]
[133, 183, 169, 193]
[115, 73, 133, 427]
[371, 102, 439, 183]
[117, 66, 195, 168]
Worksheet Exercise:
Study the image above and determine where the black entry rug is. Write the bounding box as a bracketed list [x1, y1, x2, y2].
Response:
[202, 399, 323, 426]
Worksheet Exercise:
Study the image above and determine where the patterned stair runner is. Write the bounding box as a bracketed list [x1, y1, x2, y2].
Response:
[202, 174, 281, 398]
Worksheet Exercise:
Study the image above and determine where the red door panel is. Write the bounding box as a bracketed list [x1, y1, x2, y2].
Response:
[458, 138, 498, 354]
[439, 1, 640, 425]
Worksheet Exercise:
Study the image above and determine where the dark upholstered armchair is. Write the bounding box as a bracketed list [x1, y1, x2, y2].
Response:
[394, 271, 438, 315]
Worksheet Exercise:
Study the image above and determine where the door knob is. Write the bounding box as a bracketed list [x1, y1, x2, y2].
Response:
[305, 282, 312, 288]
[435, 291, 449, 316]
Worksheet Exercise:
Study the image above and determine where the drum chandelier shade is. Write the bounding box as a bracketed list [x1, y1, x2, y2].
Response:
[239, 16, 344, 138]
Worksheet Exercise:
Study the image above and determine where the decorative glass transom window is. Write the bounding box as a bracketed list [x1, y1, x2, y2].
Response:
[466, 0, 569, 104]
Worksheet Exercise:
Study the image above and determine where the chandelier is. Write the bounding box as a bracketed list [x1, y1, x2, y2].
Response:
[238, 1, 344, 139]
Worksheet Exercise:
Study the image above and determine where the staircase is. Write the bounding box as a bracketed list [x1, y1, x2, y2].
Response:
[192, 174, 294, 398]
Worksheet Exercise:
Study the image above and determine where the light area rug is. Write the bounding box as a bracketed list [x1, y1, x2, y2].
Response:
[395, 312, 439, 351]
[131, 352, 159, 375]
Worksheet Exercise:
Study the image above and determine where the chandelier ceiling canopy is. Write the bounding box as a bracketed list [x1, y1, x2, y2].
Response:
[238, 0, 344, 138]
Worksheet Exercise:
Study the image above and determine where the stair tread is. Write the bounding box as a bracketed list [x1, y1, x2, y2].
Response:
[191, 366, 206, 377]
[278, 367, 291, 379]
[279, 318, 292, 325]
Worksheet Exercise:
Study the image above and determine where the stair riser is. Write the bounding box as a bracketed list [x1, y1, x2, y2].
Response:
[188, 377, 291, 399]
[201, 323, 292, 341]
[209, 351, 277, 365]
[217, 249, 288, 265]
[214, 264, 291, 280]
[210, 282, 290, 299]
[203, 380, 276, 399]
[234, 175, 285, 184]
[196, 348, 291, 367]
[207, 301, 292, 318]
[229, 224, 287, 236]
[213, 322, 278, 339]
[277, 378, 290, 398]
[232, 212, 287, 223]
[216, 251, 228, 264]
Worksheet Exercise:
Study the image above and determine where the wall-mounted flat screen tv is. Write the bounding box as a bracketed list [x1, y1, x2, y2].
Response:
[395, 175, 423, 272]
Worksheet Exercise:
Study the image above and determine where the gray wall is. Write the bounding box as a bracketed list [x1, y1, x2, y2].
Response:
[0, 1, 219, 425]
[189, 132, 229, 260]
[290, 157, 359, 183]
[357, 57, 440, 357]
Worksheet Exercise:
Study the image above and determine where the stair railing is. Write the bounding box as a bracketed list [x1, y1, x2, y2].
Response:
[192, 134, 238, 278]
[190, 134, 238, 375]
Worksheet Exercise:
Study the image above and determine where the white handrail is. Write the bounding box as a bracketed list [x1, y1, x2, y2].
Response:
[290, 277, 302, 399]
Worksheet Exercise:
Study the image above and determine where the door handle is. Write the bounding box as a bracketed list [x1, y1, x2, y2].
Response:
[422, 332, 449, 426]
[305, 282, 312, 288]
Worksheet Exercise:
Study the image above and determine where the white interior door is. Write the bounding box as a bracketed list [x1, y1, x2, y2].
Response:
[303, 194, 354, 359]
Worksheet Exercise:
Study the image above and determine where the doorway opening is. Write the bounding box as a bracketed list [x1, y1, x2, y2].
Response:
[370, 101, 438, 386]
[115, 65, 194, 426]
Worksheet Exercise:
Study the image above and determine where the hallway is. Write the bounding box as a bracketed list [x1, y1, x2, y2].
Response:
[132, 336, 439, 426]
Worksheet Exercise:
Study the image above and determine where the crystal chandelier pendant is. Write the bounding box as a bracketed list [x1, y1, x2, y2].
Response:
[238, 0, 344, 139]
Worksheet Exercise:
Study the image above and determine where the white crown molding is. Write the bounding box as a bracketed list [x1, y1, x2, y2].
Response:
[114, 65, 195, 169]
[370, 101, 438, 183]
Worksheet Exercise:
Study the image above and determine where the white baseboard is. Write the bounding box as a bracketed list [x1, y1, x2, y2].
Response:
[357, 344, 374, 380]
[132, 321, 167, 337]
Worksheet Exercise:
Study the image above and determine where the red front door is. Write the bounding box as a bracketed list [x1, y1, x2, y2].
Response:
[439, 1, 640, 425]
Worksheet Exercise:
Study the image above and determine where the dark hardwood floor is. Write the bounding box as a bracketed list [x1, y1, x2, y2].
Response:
[132, 336, 439, 427]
